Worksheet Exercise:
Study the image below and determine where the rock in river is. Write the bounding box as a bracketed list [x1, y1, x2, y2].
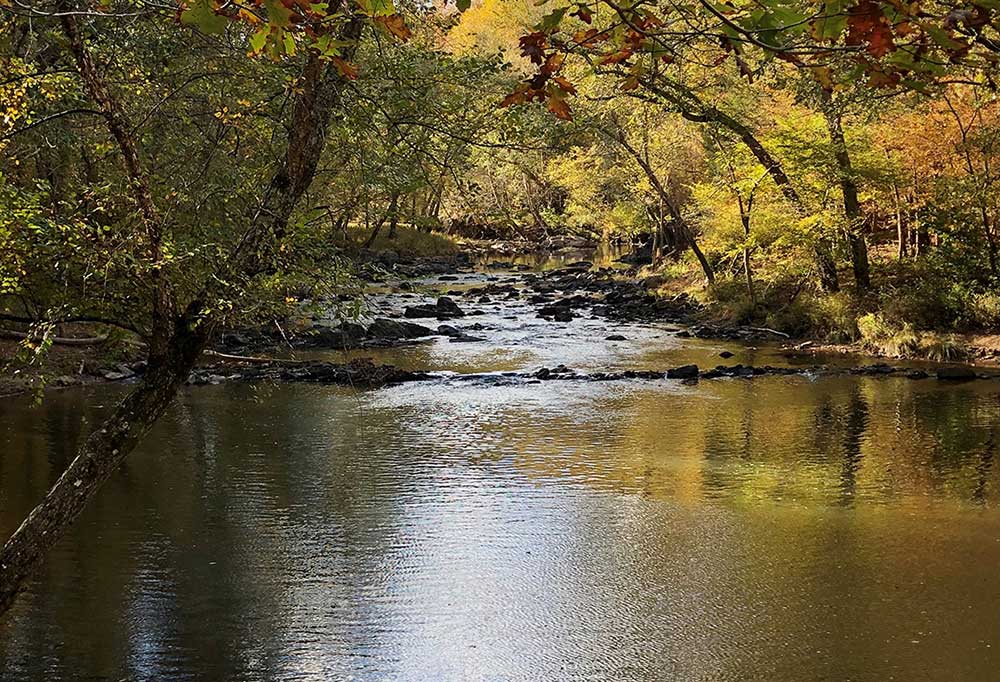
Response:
[404, 296, 466, 319]
[367, 318, 434, 340]
[666, 364, 699, 379]
[936, 366, 978, 381]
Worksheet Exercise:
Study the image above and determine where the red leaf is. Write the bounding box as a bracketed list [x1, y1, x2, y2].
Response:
[571, 5, 593, 24]
[519, 32, 548, 65]
[845, 0, 895, 58]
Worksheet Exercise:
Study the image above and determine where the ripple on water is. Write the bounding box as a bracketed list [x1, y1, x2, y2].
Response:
[2, 373, 1000, 680]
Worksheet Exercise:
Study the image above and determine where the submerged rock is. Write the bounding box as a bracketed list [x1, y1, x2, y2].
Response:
[937, 366, 978, 381]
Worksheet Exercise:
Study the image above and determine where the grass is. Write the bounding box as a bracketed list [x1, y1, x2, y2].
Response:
[339, 223, 461, 258]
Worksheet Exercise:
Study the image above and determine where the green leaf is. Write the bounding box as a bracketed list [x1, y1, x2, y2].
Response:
[358, 0, 394, 16]
[264, 0, 294, 27]
[537, 7, 566, 31]
[179, 0, 227, 35]
[456, 0, 472, 10]
[811, 0, 847, 42]
[249, 28, 269, 53]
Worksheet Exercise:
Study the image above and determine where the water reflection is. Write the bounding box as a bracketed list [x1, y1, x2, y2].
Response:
[2, 376, 1000, 680]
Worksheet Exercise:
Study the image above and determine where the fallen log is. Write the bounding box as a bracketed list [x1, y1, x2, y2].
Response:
[0, 329, 108, 346]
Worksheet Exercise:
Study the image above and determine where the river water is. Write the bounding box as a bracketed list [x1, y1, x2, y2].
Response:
[2, 269, 1000, 681]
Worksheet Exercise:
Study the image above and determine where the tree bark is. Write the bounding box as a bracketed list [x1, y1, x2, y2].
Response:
[0, 322, 204, 615]
[59, 5, 173, 359]
[0, 14, 363, 617]
[822, 95, 871, 291]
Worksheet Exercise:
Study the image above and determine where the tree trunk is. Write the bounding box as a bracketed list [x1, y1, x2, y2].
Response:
[389, 193, 401, 239]
[739, 208, 756, 305]
[642, 79, 840, 292]
[822, 96, 871, 291]
[0, 15, 363, 617]
[0, 322, 205, 614]
[689, 237, 716, 285]
[603, 125, 714, 283]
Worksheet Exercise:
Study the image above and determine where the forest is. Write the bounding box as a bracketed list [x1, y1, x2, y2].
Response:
[2, 0, 1000, 655]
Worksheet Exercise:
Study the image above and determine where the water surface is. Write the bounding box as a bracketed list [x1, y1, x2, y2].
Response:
[3, 272, 1000, 680]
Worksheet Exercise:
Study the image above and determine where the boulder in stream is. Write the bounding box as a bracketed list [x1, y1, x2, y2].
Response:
[666, 364, 699, 379]
[367, 318, 434, 340]
[404, 296, 466, 319]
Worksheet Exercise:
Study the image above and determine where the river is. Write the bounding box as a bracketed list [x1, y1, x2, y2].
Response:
[2, 267, 1000, 680]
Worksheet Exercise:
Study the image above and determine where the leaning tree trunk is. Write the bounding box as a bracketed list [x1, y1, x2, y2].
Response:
[642, 78, 840, 292]
[0, 13, 362, 617]
[0, 320, 207, 614]
[604, 126, 715, 284]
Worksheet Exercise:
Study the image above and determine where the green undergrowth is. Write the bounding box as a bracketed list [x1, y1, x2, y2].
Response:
[654, 255, 995, 362]
[339, 224, 461, 257]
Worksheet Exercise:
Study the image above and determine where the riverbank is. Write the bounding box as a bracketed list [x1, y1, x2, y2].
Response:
[6, 255, 1000, 399]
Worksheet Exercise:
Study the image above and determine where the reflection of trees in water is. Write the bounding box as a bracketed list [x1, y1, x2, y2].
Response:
[6, 378, 1000, 678]
[838, 387, 870, 506]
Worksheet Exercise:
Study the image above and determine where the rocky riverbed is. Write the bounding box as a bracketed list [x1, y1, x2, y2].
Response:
[187, 261, 998, 387]
[21, 260, 1000, 394]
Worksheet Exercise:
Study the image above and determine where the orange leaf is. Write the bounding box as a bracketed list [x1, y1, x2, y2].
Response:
[553, 76, 577, 94]
[547, 94, 573, 121]
[846, 0, 895, 58]
[331, 57, 359, 80]
[375, 14, 412, 41]
[597, 48, 633, 65]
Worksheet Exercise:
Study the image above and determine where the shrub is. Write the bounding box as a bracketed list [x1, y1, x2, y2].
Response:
[857, 313, 920, 357]
[968, 291, 1000, 329]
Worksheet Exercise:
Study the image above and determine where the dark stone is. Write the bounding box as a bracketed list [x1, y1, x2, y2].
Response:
[437, 324, 463, 337]
[436, 296, 465, 317]
[404, 305, 440, 318]
[537, 303, 574, 321]
[718, 351, 734, 359]
[905, 369, 929, 379]
[936, 366, 977, 381]
[367, 318, 433, 340]
[675, 330, 691, 338]
[605, 334, 627, 341]
[666, 364, 699, 379]
[299, 323, 365, 348]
